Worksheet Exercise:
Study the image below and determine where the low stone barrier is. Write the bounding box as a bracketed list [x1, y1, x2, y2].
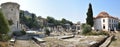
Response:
[58, 35, 74, 39]
[90, 36, 109, 47]
[31, 40, 41, 47]
[99, 35, 114, 47]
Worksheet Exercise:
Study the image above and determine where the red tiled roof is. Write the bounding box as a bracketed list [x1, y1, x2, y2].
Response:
[94, 11, 119, 20]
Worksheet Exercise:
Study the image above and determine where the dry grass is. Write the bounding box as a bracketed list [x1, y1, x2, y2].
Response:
[109, 39, 119, 47]
[42, 37, 71, 47]
[79, 35, 105, 42]
[109, 33, 120, 47]
[40, 35, 106, 47]
[0, 41, 9, 47]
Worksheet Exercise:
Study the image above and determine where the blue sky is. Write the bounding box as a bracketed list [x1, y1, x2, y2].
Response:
[0, 0, 120, 23]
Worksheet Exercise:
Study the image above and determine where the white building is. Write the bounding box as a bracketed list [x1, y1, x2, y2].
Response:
[75, 21, 81, 32]
[1, 2, 22, 33]
[94, 11, 119, 31]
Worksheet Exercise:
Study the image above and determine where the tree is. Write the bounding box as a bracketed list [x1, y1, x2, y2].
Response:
[67, 21, 73, 25]
[0, 11, 10, 41]
[31, 13, 36, 22]
[118, 22, 120, 29]
[20, 10, 25, 24]
[82, 24, 92, 34]
[47, 16, 55, 23]
[81, 23, 86, 29]
[47, 16, 61, 26]
[0, 11, 10, 34]
[61, 18, 66, 24]
[61, 18, 73, 26]
[45, 28, 50, 36]
[19, 10, 40, 29]
[86, 3, 94, 27]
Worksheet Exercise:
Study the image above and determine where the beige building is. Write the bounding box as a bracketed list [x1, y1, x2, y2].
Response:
[94, 11, 119, 31]
[1, 2, 22, 32]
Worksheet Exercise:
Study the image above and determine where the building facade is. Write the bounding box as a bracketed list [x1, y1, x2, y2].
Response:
[94, 11, 119, 31]
[1, 2, 22, 32]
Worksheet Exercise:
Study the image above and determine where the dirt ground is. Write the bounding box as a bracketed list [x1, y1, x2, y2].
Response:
[38, 35, 106, 47]
[0, 42, 9, 47]
[109, 32, 120, 47]
[14, 40, 40, 47]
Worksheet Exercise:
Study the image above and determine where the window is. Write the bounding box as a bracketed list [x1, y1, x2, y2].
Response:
[103, 24, 105, 29]
[77, 27, 80, 30]
[103, 26, 105, 29]
[109, 24, 111, 28]
[112, 19, 114, 23]
[109, 19, 111, 23]
[17, 21, 18, 29]
[103, 19, 105, 22]
[113, 24, 114, 27]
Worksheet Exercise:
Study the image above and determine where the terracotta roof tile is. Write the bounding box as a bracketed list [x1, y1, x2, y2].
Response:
[94, 11, 119, 20]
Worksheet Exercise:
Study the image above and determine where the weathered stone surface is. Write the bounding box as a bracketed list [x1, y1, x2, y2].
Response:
[1, 2, 21, 32]
[100, 35, 114, 47]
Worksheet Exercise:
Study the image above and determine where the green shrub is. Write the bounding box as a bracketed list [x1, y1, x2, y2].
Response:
[86, 31, 109, 35]
[12, 30, 26, 36]
[0, 10, 10, 34]
[98, 31, 109, 35]
[12, 32, 16, 36]
[45, 28, 50, 36]
[86, 32, 97, 35]
[0, 34, 11, 41]
[13, 31, 21, 36]
[13, 31, 19, 36]
[82, 24, 92, 34]
[8, 20, 13, 25]
[20, 30, 26, 35]
[81, 23, 86, 29]
[0, 10, 10, 42]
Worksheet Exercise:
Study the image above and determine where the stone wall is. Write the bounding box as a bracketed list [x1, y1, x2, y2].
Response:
[1, 2, 21, 32]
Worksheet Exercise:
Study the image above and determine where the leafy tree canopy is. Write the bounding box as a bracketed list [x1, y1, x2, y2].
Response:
[86, 3, 94, 27]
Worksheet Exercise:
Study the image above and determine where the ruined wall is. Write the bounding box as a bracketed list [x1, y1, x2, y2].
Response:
[1, 2, 21, 32]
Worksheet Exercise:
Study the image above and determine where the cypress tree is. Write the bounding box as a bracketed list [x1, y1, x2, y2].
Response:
[86, 3, 94, 27]
[0, 11, 10, 34]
